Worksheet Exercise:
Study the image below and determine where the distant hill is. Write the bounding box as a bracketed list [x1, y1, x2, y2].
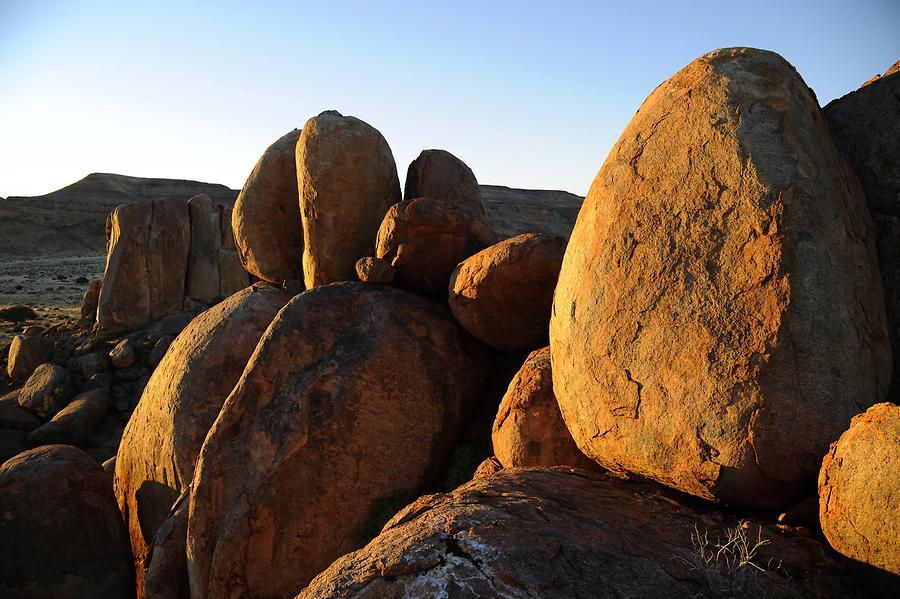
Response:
[0, 173, 239, 258]
[0, 173, 583, 259]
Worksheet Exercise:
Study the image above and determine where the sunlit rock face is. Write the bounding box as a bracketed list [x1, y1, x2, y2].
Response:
[550, 47, 890, 508]
[114, 283, 291, 596]
[233, 128, 304, 285]
[187, 282, 488, 599]
[491, 347, 597, 470]
[449, 232, 566, 352]
[819, 403, 900, 576]
[297, 111, 401, 288]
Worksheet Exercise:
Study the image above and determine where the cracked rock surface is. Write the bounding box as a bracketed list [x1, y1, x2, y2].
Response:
[299, 467, 862, 598]
[550, 47, 890, 508]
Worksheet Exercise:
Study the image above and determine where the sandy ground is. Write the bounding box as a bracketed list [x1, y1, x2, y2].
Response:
[0, 255, 105, 346]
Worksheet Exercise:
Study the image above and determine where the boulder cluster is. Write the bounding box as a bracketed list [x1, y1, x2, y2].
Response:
[1, 48, 898, 598]
[96, 194, 249, 335]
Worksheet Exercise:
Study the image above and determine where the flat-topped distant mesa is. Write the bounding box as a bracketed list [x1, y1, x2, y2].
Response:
[0, 173, 239, 259]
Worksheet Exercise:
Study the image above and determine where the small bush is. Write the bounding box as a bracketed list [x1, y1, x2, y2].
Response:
[0, 305, 37, 323]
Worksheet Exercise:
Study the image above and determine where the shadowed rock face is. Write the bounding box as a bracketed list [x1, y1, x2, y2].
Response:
[824, 66, 900, 401]
[550, 47, 890, 508]
[299, 468, 862, 599]
[187, 282, 489, 599]
[114, 283, 291, 597]
[492, 347, 597, 471]
[480, 185, 583, 240]
[233, 128, 304, 284]
[819, 403, 900, 577]
[0, 445, 133, 599]
[297, 111, 401, 288]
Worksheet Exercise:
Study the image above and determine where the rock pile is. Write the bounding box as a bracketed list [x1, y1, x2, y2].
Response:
[2, 46, 898, 599]
[97, 195, 249, 335]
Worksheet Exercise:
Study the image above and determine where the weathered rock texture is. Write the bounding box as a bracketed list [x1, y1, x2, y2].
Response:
[233, 128, 304, 284]
[824, 66, 900, 401]
[0, 445, 133, 598]
[299, 468, 861, 599]
[115, 283, 291, 597]
[97, 196, 248, 335]
[375, 197, 495, 294]
[493, 347, 596, 470]
[187, 282, 488, 599]
[450, 233, 566, 351]
[17, 363, 72, 421]
[97, 200, 155, 334]
[297, 111, 401, 288]
[819, 403, 900, 576]
[7, 333, 54, 381]
[550, 48, 890, 508]
[404, 149, 487, 220]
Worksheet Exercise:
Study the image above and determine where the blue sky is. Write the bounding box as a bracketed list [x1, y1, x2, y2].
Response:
[1, 0, 897, 198]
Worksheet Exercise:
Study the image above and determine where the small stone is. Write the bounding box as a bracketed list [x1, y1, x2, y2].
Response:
[355, 256, 395, 284]
[109, 339, 136, 368]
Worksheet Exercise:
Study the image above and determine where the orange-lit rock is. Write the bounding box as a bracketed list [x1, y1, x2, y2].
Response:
[355, 256, 395, 284]
[187, 282, 488, 599]
[550, 48, 890, 508]
[233, 128, 304, 284]
[6, 334, 53, 381]
[115, 283, 291, 597]
[819, 403, 900, 576]
[403, 149, 487, 220]
[297, 111, 401, 288]
[375, 197, 494, 294]
[450, 233, 566, 351]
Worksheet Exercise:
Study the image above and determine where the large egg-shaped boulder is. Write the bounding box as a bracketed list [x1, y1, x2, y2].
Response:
[550, 48, 890, 508]
[187, 282, 488, 599]
[114, 283, 291, 596]
[297, 111, 401, 288]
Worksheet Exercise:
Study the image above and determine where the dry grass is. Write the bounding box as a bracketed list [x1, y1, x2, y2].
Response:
[680, 521, 788, 599]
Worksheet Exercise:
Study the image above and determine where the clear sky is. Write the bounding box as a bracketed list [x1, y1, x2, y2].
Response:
[1, 0, 897, 198]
